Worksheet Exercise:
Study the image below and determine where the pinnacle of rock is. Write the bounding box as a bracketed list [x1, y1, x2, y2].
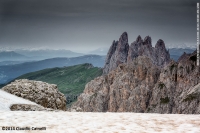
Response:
[143, 36, 152, 45]
[136, 35, 143, 43]
[103, 32, 170, 74]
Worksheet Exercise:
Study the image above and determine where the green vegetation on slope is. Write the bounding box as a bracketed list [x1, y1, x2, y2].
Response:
[16, 63, 103, 104]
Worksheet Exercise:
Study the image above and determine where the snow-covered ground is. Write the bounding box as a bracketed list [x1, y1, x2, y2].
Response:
[0, 89, 200, 133]
[0, 90, 37, 111]
[0, 112, 200, 133]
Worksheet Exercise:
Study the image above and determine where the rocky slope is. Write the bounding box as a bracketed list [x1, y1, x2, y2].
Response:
[103, 32, 170, 74]
[2, 79, 66, 111]
[72, 32, 200, 114]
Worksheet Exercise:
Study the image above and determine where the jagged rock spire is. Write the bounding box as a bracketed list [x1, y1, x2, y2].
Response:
[154, 39, 170, 66]
[143, 36, 152, 45]
[136, 35, 143, 43]
[105, 40, 118, 65]
[119, 32, 128, 42]
[155, 39, 166, 49]
[103, 32, 129, 74]
[103, 33, 170, 74]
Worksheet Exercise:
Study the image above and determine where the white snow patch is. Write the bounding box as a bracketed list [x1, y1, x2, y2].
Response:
[0, 90, 38, 111]
[0, 90, 200, 132]
[0, 112, 199, 133]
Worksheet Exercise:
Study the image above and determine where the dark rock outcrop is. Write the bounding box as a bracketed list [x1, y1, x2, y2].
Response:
[103, 33, 170, 74]
[2, 79, 66, 111]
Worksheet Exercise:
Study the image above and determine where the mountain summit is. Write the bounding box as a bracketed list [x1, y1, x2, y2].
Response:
[73, 51, 200, 114]
[103, 32, 170, 74]
[103, 32, 129, 74]
[72, 32, 200, 114]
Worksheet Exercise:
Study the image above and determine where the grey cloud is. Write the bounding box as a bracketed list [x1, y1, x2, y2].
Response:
[0, 0, 198, 51]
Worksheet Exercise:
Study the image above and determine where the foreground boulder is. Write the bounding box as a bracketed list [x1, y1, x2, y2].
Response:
[2, 79, 66, 111]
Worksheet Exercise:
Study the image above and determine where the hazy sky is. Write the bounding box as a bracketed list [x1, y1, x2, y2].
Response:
[0, 0, 199, 53]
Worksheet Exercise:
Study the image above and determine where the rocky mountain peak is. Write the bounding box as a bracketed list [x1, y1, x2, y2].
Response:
[73, 50, 200, 113]
[143, 36, 152, 45]
[103, 32, 129, 74]
[103, 32, 170, 74]
[155, 39, 166, 49]
[119, 32, 128, 42]
[104, 40, 118, 65]
[154, 39, 170, 66]
[136, 35, 143, 43]
[72, 32, 200, 114]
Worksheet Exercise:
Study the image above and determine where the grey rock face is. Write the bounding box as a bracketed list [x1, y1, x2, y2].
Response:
[143, 36, 152, 46]
[127, 36, 170, 66]
[103, 32, 129, 74]
[155, 39, 170, 66]
[103, 33, 170, 74]
[2, 79, 66, 111]
[74, 56, 161, 112]
[72, 32, 199, 114]
[103, 40, 118, 74]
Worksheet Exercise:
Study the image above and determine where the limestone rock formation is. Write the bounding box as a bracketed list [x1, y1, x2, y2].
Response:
[127, 36, 170, 66]
[74, 56, 161, 112]
[72, 33, 198, 113]
[103, 32, 170, 74]
[103, 32, 129, 74]
[155, 39, 170, 66]
[73, 51, 200, 113]
[2, 79, 66, 111]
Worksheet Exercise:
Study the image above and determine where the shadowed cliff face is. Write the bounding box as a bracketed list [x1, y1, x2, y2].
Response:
[103, 32, 170, 75]
[103, 32, 129, 74]
[72, 32, 200, 114]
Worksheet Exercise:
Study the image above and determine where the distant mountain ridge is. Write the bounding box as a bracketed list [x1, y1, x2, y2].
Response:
[0, 49, 85, 63]
[15, 49, 84, 60]
[0, 51, 29, 62]
[0, 55, 105, 84]
[0, 61, 26, 66]
[88, 48, 108, 55]
[0, 48, 195, 63]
